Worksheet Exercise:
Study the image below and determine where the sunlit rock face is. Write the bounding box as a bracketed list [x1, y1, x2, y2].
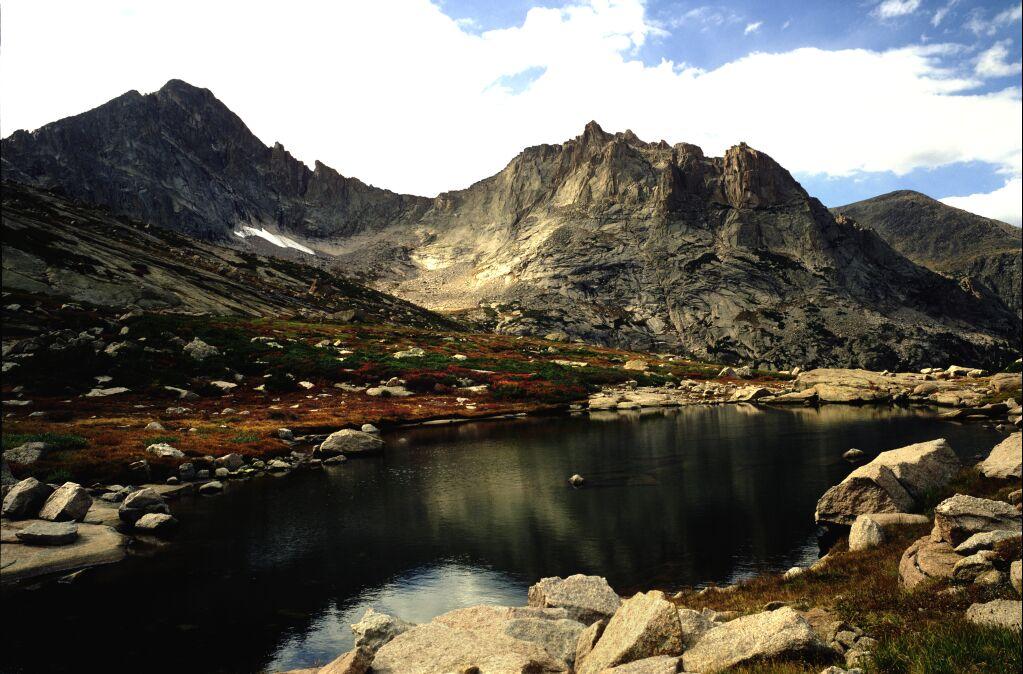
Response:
[3, 81, 1019, 369]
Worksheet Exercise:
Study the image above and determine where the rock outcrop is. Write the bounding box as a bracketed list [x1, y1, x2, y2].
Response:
[4, 81, 1019, 369]
[931, 494, 1022, 547]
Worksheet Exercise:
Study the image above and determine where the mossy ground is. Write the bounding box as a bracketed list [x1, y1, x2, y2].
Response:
[2, 308, 788, 484]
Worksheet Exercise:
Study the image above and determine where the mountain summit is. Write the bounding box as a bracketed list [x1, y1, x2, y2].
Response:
[2, 80, 1019, 369]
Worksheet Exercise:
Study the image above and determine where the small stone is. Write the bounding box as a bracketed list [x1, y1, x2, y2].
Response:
[569, 474, 585, 487]
[118, 487, 170, 524]
[144, 421, 166, 431]
[199, 480, 224, 494]
[842, 448, 865, 461]
[146, 443, 185, 459]
[135, 512, 178, 532]
[361, 423, 380, 434]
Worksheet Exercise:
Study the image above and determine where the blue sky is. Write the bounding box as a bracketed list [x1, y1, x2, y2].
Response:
[2, 0, 1021, 222]
[440, 0, 1022, 214]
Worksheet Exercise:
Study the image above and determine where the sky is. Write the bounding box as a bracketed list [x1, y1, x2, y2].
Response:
[1, 0, 1021, 224]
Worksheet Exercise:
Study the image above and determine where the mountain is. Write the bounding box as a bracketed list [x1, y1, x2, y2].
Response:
[832, 191, 1022, 317]
[1, 180, 458, 330]
[3, 80, 1019, 370]
[0, 79, 430, 243]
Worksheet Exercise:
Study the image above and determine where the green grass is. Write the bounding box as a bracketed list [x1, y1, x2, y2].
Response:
[229, 432, 260, 443]
[868, 622, 1022, 674]
[2, 432, 88, 452]
[144, 435, 179, 447]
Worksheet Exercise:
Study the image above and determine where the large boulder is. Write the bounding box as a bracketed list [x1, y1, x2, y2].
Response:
[38, 482, 93, 522]
[318, 429, 384, 456]
[1, 477, 53, 519]
[576, 591, 691, 674]
[14, 521, 79, 545]
[815, 464, 914, 526]
[899, 535, 961, 590]
[965, 600, 1022, 631]
[681, 607, 823, 673]
[528, 575, 622, 625]
[932, 494, 1022, 546]
[977, 433, 1021, 479]
[371, 605, 573, 674]
[4, 441, 48, 465]
[815, 439, 960, 525]
[118, 487, 170, 525]
[350, 608, 413, 654]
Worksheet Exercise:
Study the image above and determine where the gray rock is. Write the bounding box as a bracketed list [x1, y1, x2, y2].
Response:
[144, 421, 166, 431]
[318, 429, 384, 456]
[118, 487, 170, 525]
[842, 448, 865, 461]
[952, 551, 998, 582]
[954, 529, 1022, 555]
[214, 467, 230, 479]
[4, 441, 48, 465]
[528, 574, 622, 625]
[216, 453, 245, 471]
[965, 600, 1022, 630]
[1011, 560, 1021, 595]
[502, 616, 586, 665]
[932, 494, 1022, 546]
[277, 428, 295, 441]
[899, 535, 961, 590]
[146, 442, 185, 459]
[2, 477, 53, 519]
[38, 482, 93, 522]
[183, 338, 219, 361]
[575, 619, 607, 665]
[576, 590, 684, 674]
[198, 480, 224, 494]
[977, 432, 1022, 480]
[179, 462, 196, 480]
[682, 607, 824, 673]
[350, 608, 413, 655]
[568, 474, 586, 487]
[15, 520, 79, 545]
[134, 512, 178, 532]
[849, 513, 930, 551]
[360, 424, 380, 434]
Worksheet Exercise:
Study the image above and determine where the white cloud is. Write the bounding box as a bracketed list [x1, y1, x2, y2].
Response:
[744, 21, 762, 35]
[931, 0, 959, 27]
[966, 2, 1023, 35]
[873, 0, 922, 20]
[941, 178, 1023, 226]
[0, 0, 1021, 226]
[667, 5, 741, 30]
[975, 40, 1023, 77]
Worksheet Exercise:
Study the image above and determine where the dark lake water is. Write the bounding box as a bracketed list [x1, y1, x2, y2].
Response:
[0, 405, 1005, 673]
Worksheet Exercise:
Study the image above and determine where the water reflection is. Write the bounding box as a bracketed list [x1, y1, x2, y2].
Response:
[0, 405, 1003, 673]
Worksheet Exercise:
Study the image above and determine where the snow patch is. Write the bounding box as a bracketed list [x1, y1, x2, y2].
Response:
[234, 226, 315, 255]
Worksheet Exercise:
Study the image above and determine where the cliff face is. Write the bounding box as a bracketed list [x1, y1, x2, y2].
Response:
[0, 80, 430, 242]
[833, 190, 1022, 317]
[3, 82, 1019, 369]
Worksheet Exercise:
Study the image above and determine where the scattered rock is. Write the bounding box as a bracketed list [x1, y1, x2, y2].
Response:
[899, 535, 961, 590]
[199, 480, 224, 494]
[682, 607, 824, 673]
[842, 448, 865, 461]
[216, 453, 245, 471]
[14, 521, 79, 546]
[134, 512, 178, 532]
[118, 487, 170, 525]
[318, 429, 385, 456]
[569, 474, 586, 487]
[4, 441, 48, 465]
[622, 359, 648, 371]
[146, 442, 185, 459]
[932, 494, 1022, 546]
[954, 529, 1022, 555]
[144, 421, 166, 431]
[2, 477, 54, 519]
[965, 600, 1022, 631]
[1011, 560, 1021, 595]
[528, 575, 622, 625]
[951, 551, 998, 582]
[38, 482, 93, 522]
[183, 338, 219, 361]
[361, 423, 380, 434]
[277, 428, 295, 441]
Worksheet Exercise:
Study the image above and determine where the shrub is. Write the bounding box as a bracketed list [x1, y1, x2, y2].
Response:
[2, 432, 88, 452]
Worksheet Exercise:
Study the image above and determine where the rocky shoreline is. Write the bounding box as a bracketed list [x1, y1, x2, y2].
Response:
[2, 365, 1019, 589]
[273, 429, 1021, 674]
